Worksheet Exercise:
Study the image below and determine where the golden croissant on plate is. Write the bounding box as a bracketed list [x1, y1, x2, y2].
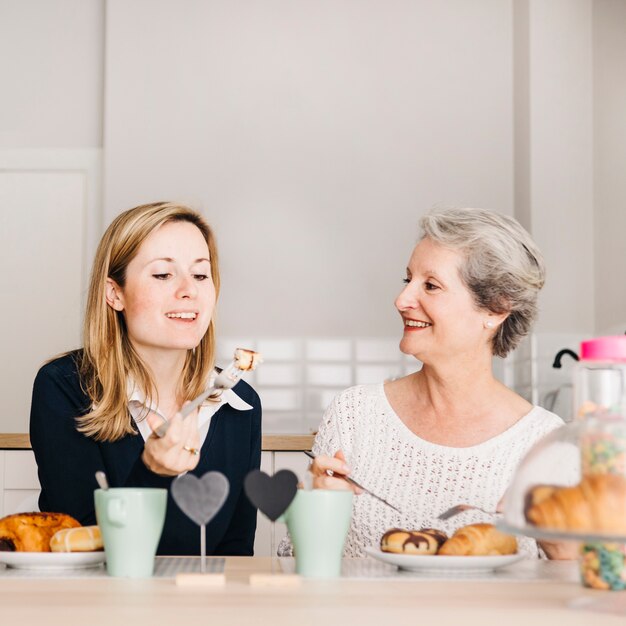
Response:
[438, 523, 517, 556]
[0, 512, 80, 552]
[524, 474, 626, 534]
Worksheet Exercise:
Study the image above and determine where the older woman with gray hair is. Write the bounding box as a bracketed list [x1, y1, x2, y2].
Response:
[302, 207, 575, 559]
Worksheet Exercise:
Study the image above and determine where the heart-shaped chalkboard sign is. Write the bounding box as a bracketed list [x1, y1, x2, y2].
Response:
[171, 471, 230, 526]
[244, 469, 298, 521]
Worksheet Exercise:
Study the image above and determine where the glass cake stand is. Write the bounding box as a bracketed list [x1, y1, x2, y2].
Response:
[498, 419, 626, 610]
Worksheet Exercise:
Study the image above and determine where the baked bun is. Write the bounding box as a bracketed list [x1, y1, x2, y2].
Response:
[50, 525, 103, 553]
[0, 512, 80, 552]
[524, 474, 626, 533]
[438, 523, 517, 556]
[380, 529, 442, 555]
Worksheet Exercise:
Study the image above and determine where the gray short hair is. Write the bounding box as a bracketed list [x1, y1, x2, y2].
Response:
[419, 207, 545, 358]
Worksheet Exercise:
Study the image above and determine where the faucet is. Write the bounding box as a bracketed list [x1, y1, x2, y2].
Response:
[552, 349, 579, 369]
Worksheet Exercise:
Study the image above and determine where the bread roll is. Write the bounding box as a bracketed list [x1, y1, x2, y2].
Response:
[50, 525, 103, 553]
[525, 474, 626, 533]
[0, 512, 80, 552]
[438, 523, 517, 556]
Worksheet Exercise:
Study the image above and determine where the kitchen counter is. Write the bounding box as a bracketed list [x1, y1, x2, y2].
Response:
[0, 433, 314, 451]
[0, 557, 623, 625]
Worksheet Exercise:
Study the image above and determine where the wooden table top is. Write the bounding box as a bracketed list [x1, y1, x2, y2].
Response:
[0, 433, 315, 451]
[0, 557, 623, 625]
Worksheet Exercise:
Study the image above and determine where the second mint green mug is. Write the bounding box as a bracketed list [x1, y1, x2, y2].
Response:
[281, 489, 353, 578]
[95, 488, 167, 578]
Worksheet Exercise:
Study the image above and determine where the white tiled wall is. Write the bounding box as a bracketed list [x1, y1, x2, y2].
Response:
[217, 337, 422, 434]
[508, 332, 590, 422]
[218, 332, 590, 432]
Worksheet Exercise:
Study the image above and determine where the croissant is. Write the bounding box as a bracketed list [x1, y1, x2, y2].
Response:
[438, 523, 517, 556]
[0, 512, 80, 552]
[525, 474, 626, 534]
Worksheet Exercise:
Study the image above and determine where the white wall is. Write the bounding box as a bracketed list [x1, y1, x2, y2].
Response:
[593, 0, 626, 336]
[0, 1, 103, 432]
[103, 0, 514, 337]
[0, 0, 104, 148]
[514, 0, 594, 334]
[1, 0, 624, 433]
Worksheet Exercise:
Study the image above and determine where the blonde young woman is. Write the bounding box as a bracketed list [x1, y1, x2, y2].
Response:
[299, 208, 576, 560]
[30, 202, 261, 556]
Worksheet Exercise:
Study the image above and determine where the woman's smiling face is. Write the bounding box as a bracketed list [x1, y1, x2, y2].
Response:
[395, 237, 494, 362]
[106, 220, 216, 360]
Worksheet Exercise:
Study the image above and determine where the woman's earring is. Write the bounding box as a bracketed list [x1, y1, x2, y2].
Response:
[485, 321, 494, 329]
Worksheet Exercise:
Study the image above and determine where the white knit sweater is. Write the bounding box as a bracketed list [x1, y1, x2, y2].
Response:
[281, 383, 566, 558]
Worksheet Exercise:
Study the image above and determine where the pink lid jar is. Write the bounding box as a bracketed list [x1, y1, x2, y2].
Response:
[580, 336, 626, 362]
[575, 336, 626, 421]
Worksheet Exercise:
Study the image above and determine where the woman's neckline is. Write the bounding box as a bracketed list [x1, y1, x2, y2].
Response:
[378, 382, 540, 451]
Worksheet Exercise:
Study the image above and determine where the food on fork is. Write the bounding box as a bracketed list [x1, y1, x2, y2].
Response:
[234, 348, 263, 371]
[380, 528, 448, 554]
[438, 523, 517, 556]
[50, 525, 103, 552]
[524, 474, 626, 533]
[0, 512, 80, 552]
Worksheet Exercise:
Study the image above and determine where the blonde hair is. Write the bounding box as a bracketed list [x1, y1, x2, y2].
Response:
[420, 207, 545, 358]
[76, 202, 220, 441]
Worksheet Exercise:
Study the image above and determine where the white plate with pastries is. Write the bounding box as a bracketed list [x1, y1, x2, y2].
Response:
[0, 551, 106, 570]
[365, 547, 524, 573]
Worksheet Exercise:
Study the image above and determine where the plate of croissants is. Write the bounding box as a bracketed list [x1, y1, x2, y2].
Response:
[365, 523, 523, 572]
[0, 512, 105, 570]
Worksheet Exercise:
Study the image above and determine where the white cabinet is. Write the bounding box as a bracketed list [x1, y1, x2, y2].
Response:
[0, 450, 41, 516]
[0, 449, 309, 556]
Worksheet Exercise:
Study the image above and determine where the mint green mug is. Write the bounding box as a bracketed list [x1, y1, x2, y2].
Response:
[95, 488, 167, 578]
[281, 490, 353, 578]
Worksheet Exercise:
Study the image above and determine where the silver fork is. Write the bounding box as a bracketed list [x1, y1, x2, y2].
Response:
[303, 451, 403, 515]
[436, 504, 499, 521]
[154, 359, 248, 438]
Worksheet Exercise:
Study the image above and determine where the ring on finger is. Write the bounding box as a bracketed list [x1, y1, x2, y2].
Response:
[182, 445, 200, 456]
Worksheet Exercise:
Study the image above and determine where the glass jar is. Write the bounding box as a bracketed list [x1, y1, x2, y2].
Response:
[575, 337, 626, 590]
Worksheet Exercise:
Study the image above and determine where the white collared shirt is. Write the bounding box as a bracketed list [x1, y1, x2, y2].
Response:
[127, 375, 253, 446]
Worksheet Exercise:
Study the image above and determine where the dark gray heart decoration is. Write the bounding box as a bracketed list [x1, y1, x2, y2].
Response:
[171, 471, 230, 526]
[244, 469, 298, 521]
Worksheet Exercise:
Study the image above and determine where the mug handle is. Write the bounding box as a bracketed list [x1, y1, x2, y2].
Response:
[106, 498, 127, 527]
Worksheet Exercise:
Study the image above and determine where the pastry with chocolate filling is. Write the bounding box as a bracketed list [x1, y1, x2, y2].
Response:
[420, 527, 449, 548]
[0, 512, 80, 552]
[380, 529, 440, 555]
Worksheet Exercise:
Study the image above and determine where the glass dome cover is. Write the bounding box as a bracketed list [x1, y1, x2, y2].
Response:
[499, 419, 626, 543]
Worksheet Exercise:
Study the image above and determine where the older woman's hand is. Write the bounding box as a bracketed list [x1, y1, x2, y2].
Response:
[309, 450, 363, 494]
[142, 409, 201, 476]
[538, 540, 580, 560]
